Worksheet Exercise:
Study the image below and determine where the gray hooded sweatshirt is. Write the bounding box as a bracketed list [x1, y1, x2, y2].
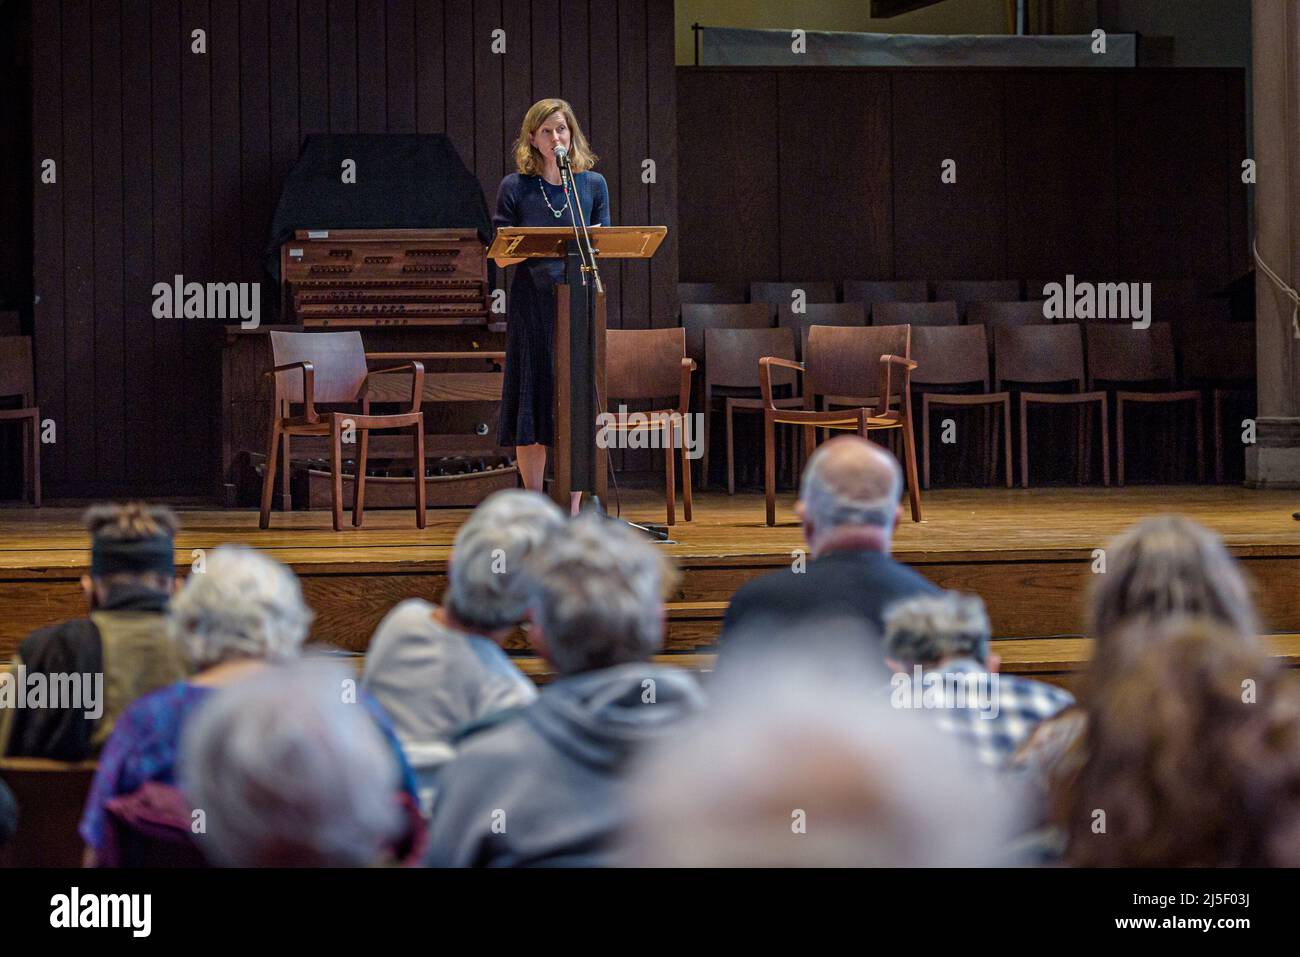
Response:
[424, 662, 706, 867]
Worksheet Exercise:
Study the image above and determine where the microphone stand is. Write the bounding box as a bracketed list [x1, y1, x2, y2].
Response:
[556, 150, 668, 542]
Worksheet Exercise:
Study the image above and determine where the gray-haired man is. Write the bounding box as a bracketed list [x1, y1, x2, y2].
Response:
[363, 490, 565, 793]
[720, 435, 938, 653]
[424, 513, 704, 867]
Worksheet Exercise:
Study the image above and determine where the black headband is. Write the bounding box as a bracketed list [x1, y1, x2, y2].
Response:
[91, 535, 175, 578]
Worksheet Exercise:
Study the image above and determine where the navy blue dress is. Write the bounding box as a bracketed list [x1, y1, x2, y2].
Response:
[493, 170, 611, 447]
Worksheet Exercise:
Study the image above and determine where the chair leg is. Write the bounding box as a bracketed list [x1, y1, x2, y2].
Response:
[680, 416, 693, 523]
[413, 417, 427, 529]
[764, 414, 777, 527]
[726, 404, 737, 495]
[1193, 397, 1206, 483]
[352, 425, 370, 527]
[29, 414, 41, 507]
[280, 430, 293, 512]
[664, 421, 676, 526]
[1002, 398, 1012, 489]
[700, 397, 710, 491]
[1213, 392, 1225, 484]
[259, 418, 282, 530]
[921, 395, 932, 490]
[329, 415, 345, 532]
[900, 419, 923, 523]
[1116, 397, 1126, 487]
[1099, 396, 1110, 487]
[1020, 396, 1030, 488]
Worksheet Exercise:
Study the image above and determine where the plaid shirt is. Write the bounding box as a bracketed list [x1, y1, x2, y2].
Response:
[907, 659, 1074, 770]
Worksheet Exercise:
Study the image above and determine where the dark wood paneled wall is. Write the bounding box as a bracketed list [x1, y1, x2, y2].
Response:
[678, 67, 1248, 287]
[30, 0, 678, 498]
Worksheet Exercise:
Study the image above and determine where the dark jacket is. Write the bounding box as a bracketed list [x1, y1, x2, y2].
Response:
[720, 548, 940, 647]
[424, 662, 705, 867]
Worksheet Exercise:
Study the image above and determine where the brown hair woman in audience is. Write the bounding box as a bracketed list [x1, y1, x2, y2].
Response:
[492, 99, 610, 514]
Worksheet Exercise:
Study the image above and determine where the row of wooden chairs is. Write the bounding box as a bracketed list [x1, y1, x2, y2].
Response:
[682, 278, 1213, 323]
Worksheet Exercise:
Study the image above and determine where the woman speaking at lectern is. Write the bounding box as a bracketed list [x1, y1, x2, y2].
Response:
[492, 99, 610, 512]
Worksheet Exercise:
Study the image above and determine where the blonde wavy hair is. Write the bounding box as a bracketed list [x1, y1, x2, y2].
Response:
[512, 99, 598, 176]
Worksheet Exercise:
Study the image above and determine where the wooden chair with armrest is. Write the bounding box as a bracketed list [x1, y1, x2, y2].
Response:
[759, 324, 922, 527]
[259, 330, 426, 531]
[604, 327, 696, 525]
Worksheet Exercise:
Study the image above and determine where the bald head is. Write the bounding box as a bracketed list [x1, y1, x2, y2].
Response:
[798, 436, 902, 550]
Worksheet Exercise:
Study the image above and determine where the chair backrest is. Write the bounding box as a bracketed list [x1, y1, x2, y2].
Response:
[749, 281, 838, 321]
[805, 324, 910, 401]
[966, 300, 1050, 333]
[1086, 322, 1176, 388]
[932, 280, 1022, 320]
[678, 282, 747, 305]
[0, 758, 98, 868]
[911, 325, 991, 389]
[705, 327, 797, 392]
[268, 330, 369, 405]
[681, 302, 771, 366]
[872, 301, 959, 328]
[606, 327, 687, 402]
[776, 303, 866, 360]
[1180, 318, 1255, 384]
[841, 280, 929, 315]
[0, 336, 35, 404]
[994, 323, 1085, 389]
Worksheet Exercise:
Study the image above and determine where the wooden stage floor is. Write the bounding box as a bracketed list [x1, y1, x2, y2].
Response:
[3, 487, 1299, 685]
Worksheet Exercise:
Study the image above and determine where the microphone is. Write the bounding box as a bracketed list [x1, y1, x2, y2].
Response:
[554, 144, 570, 168]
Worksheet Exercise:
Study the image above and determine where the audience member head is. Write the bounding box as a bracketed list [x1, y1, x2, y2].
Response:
[1088, 516, 1259, 681]
[1061, 617, 1300, 867]
[180, 661, 405, 867]
[80, 502, 179, 608]
[626, 624, 1019, 866]
[795, 436, 902, 556]
[445, 489, 566, 637]
[167, 545, 313, 672]
[522, 513, 677, 675]
[883, 591, 997, 671]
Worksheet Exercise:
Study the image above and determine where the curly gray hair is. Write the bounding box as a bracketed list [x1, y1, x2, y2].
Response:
[446, 490, 566, 632]
[167, 545, 314, 669]
[883, 591, 991, 667]
[523, 513, 676, 675]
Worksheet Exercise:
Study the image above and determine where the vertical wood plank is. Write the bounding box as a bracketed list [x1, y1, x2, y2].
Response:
[152, 0, 186, 491]
[617, 0, 649, 330]
[31, 0, 66, 485]
[385, 0, 416, 133]
[328, 0, 358, 131]
[240, 0, 272, 284]
[122, 0, 155, 485]
[474, 0, 504, 206]
[414, 0, 446, 134]
[92, 0, 126, 483]
[357, 0, 387, 133]
[645, 0, 677, 328]
[530, 0, 560, 101]
[443, 0, 474, 168]
[181, 0, 215, 483]
[269, 0, 302, 195]
[501, 0, 532, 180]
[299, 0, 329, 137]
[61, 0, 97, 488]
[587, 0, 620, 328]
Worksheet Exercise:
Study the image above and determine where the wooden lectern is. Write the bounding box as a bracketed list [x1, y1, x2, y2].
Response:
[488, 226, 667, 509]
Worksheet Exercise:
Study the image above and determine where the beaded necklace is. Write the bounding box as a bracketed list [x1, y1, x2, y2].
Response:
[537, 175, 570, 219]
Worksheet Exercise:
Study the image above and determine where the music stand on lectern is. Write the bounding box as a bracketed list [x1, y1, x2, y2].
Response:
[487, 225, 667, 513]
